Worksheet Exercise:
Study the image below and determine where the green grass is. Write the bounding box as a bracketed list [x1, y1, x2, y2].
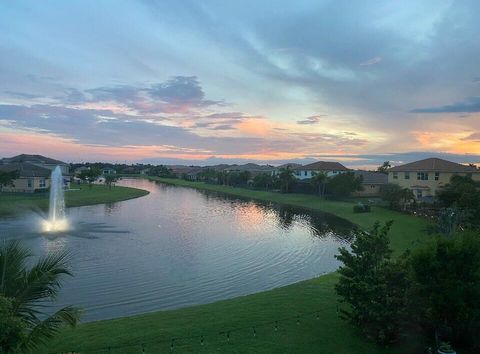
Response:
[0, 184, 149, 216]
[42, 178, 432, 354]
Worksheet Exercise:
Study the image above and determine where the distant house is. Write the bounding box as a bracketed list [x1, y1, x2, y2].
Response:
[0, 163, 51, 193]
[293, 161, 349, 180]
[271, 163, 302, 177]
[388, 157, 480, 200]
[74, 166, 89, 175]
[1, 154, 69, 175]
[352, 171, 388, 197]
[101, 167, 117, 175]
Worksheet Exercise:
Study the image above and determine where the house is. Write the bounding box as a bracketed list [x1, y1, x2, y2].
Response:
[352, 171, 388, 197]
[0, 162, 51, 193]
[293, 161, 349, 180]
[388, 158, 480, 200]
[1, 154, 69, 175]
[271, 163, 302, 177]
[74, 166, 89, 175]
[101, 166, 117, 175]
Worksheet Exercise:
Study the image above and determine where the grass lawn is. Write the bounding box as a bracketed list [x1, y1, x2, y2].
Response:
[0, 184, 149, 216]
[43, 178, 432, 354]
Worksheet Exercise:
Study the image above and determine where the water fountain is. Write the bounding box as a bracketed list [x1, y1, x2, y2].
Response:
[42, 165, 69, 232]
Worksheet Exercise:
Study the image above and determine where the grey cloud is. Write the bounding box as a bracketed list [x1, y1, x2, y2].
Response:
[410, 96, 480, 113]
[4, 91, 42, 99]
[297, 115, 325, 125]
[462, 132, 480, 141]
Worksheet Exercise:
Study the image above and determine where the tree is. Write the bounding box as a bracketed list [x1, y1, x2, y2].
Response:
[335, 221, 409, 344]
[327, 172, 363, 199]
[0, 240, 81, 353]
[310, 171, 327, 197]
[104, 175, 118, 189]
[377, 161, 391, 174]
[253, 173, 274, 190]
[408, 232, 480, 349]
[147, 165, 175, 178]
[78, 168, 101, 188]
[381, 184, 414, 210]
[437, 175, 480, 227]
[278, 167, 296, 193]
[0, 170, 18, 192]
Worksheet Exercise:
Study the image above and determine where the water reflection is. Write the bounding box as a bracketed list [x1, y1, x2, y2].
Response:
[1, 179, 354, 322]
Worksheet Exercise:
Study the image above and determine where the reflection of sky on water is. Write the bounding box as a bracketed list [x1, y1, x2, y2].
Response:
[0, 179, 353, 322]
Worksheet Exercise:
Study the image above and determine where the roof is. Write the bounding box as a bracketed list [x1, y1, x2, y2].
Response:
[295, 161, 349, 171]
[276, 163, 302, 169]
[353, 171, 388, 185]
[0, 162, 51, 178]
[389, 158, 478, 173]
[2, 154, 67, 166]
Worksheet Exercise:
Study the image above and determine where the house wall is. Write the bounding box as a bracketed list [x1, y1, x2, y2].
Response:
[388, 171, 480, 199]
[1, 177, 50, 193]
[294, 170, 347, 180]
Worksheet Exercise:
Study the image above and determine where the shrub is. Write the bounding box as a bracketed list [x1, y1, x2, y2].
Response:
[353, 202, 371, 213]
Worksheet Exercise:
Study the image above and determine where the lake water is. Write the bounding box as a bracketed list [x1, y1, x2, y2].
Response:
[0, 179, 353, 322]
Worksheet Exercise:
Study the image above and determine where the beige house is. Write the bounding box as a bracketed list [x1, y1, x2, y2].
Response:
[388, 158, 480, 200]
[0, 163, 51, 193]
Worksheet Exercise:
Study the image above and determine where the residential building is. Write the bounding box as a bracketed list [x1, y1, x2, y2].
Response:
[388, 158, 480, 200]
[271, 163, 301, 177]
[101, 166, 117, 175]
[1, 154, 69, 175]
[293, 161, 349, 180]
[352, 171, 388, 197]
[0, 163, 51, 193]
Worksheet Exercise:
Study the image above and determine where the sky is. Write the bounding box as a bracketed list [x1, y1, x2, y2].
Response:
[0, 0, 479, 168]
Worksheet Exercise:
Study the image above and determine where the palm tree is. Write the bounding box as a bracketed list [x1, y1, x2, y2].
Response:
[278, 167, 296, 193]
[0, 240, 81, 353]
[310, 171, 328, 197]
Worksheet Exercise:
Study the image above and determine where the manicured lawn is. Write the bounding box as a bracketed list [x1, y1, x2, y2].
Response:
[0, 184, 149, 216]
[42, 178, 432, 353]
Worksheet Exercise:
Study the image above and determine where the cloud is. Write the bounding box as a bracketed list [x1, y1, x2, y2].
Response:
[359, 57, 382, 66]
[462, 132, 480, 141]
[4, 91, 42, 99]
[296, 115, 325, 125]
[410, 96, 480, 113]
[52, 76, 223, 115]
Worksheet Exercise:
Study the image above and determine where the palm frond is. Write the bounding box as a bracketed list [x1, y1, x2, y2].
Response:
[21, 305, 81, 353]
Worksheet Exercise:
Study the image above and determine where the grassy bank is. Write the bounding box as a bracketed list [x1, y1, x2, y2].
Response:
[0, 184, 149, 216]
[44, 178, 431, 353]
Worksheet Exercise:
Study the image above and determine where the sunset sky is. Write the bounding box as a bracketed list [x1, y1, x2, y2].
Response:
[1, 0, 479, 168]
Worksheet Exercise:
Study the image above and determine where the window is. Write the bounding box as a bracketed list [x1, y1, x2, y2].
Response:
[393, 172, 398, 179]
[417, 172, 429, 180]
[416, 189, 423, 199]
[27, 179, 32, 188]
[333, 170, 337, 174]
[295, 171, 300, 176]
[435, 172, 440, 181]
[405, 172, 410, 180]
[39, 179, 46, 188]
[304, 171, 308, 176]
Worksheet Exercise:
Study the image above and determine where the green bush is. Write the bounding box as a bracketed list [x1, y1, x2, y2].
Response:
[353, 202, 371, 213]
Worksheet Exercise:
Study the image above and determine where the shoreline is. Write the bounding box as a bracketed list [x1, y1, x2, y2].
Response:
[0, 183, 149, 216]
[42, 178, 431, 353]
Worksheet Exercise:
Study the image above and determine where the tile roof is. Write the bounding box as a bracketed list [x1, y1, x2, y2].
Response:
[389, 158, 478, 172]
[295, 161, 349, 171]
[353, 171, 388, 184]
[0, 162, 52, 178]
[2, 154, 67, 165]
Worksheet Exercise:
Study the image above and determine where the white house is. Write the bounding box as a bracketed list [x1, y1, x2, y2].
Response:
[293, 161, 349, 180]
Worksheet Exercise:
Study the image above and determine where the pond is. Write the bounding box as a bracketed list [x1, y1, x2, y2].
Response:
[0, 179, 354, 322]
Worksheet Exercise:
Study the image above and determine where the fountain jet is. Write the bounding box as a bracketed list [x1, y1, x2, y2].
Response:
[42, 166, 69, 232]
